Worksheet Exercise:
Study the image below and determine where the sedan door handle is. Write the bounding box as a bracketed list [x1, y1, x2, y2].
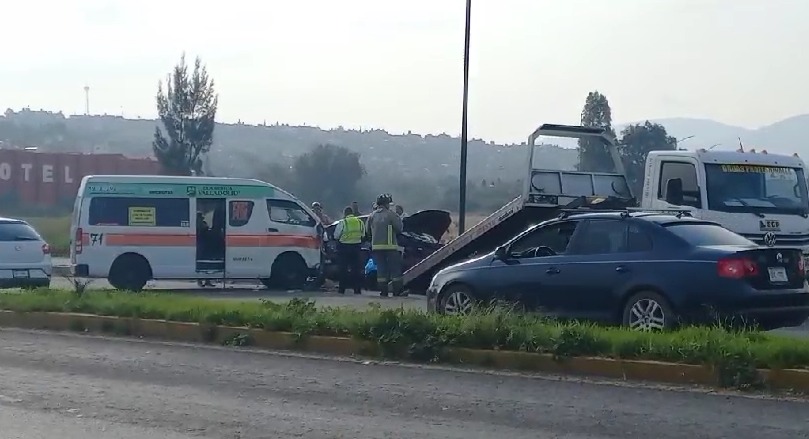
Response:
[267, 228, 279, 232]
[546, 267, 560, 275]
[615, 265, 629, 273]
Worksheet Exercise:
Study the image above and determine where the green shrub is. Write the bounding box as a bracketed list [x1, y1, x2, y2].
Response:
[1, 289, 808, 385]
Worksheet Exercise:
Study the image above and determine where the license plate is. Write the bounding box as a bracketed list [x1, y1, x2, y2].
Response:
[12, 270, 29, 279]
[768, 266, 789, 283]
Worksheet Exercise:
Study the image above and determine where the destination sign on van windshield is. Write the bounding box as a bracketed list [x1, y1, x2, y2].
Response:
[84, 183, 274, 198]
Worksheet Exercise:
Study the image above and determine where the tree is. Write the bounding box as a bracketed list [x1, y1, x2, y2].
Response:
[290, 144, 366, 215]
[618, 121, 677, 196]
[577, 91, 616, 173]
[153, 54, 218, 175]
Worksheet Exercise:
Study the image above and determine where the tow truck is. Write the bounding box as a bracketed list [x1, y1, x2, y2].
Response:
[640, 148, 809, 269]
[402, 124, 636, 292]
[403, 123, 809, 293]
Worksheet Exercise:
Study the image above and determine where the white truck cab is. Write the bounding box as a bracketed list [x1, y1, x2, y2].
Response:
[641, 148, 809, 265]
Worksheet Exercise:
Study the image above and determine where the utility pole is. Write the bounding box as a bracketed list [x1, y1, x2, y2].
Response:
[458, 0, 472, 234]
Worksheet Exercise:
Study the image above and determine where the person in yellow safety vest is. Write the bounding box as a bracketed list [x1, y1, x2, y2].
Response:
[366, 193, 405, 297]
[333, 206, 366, 295]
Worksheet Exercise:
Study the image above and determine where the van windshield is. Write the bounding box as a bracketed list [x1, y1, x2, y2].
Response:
[704, 164, 809, 216]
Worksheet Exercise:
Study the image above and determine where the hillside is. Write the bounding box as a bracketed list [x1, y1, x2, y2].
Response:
[0, 109, 578, 183]
[2, 107, 807, 212]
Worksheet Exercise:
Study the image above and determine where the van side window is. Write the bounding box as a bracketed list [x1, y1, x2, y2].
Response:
[266, 199, 316, 227]
[658, 161, 702, 208]
[229, 201, 254, 227]
[88, 197, 190, 227]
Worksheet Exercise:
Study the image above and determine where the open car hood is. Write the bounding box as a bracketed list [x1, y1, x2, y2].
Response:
[325, 210, 451, 242]
[402, 209, 452, 241]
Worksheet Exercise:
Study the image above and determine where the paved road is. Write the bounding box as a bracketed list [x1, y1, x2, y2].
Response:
[0, 329, 808, 438]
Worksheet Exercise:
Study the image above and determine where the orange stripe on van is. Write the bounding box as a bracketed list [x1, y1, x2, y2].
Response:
[80, 233, 319, 249]
[106, 234, 196, 246]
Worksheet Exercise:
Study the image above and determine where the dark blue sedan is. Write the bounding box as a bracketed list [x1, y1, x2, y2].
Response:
[426, 211, 809, 330]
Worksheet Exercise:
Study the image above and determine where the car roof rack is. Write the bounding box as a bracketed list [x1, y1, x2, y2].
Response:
[557, 208, 629, 219]
[626, 208, 693, 218]
[557, 208, 694, 220]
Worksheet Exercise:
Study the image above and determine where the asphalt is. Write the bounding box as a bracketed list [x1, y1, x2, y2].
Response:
[0, 329, 807, 438]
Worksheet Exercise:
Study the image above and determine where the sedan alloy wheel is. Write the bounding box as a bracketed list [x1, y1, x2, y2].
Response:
[628, 298, 666, 330]
[442, 288, 475, 315]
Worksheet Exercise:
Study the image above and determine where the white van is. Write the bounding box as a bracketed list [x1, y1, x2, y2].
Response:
[69, 175, 322, 291]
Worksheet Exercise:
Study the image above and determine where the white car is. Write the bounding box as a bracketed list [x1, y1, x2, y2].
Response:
[0, 218, 52, 289]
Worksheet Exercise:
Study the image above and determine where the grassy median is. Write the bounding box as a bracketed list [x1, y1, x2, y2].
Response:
[2, 289, 809, 387]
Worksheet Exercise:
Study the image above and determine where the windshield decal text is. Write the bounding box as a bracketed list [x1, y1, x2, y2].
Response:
[720, 165, 791, 174]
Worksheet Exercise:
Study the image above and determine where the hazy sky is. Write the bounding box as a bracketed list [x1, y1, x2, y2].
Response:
[1, 0, 807, 143]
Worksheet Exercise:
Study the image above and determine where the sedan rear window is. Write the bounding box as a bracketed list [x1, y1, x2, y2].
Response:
[0, 222, 42, 242]
[664, 223, 754, 247]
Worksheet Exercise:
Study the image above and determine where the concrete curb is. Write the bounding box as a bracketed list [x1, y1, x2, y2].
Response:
[53, 266, 70, 277]
[1, 310, 807, 392]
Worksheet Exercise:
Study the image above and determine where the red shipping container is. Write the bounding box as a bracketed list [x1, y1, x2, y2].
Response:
[0, 150, 15, 203]
[58, 153, 81, 204]
[36, 152, 58, 207]
[0, 149, 162, 211]
[15, 151, 37, 206]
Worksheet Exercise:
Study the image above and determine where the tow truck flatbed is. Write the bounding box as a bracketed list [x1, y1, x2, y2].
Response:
[403, 123, 634, 293]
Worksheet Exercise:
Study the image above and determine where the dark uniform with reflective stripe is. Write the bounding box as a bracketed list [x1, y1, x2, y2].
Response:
[335, 214, 365, 294]
[367, 202, 404, 296]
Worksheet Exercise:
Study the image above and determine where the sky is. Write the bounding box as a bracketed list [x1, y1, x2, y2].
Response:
[1, 0, 807, 143]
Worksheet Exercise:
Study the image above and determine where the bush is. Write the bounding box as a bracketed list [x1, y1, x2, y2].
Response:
[2, 289, 808, 378]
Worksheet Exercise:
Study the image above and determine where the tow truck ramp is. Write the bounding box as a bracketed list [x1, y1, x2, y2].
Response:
[402, 123, 635, 293]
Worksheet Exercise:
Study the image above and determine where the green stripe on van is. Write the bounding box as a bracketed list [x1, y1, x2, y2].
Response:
[83, 183, 275, 198]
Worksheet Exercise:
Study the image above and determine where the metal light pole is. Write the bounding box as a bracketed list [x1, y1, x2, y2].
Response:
[458, 0, 472, 234]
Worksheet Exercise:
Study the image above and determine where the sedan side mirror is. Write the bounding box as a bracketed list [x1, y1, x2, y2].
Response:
[494, 245, 508, 260]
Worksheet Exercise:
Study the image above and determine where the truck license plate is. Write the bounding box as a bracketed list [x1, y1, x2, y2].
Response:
[768, 267, 789, 283]
[12, 270, 29, 279]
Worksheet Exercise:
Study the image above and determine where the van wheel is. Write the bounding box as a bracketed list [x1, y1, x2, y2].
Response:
[108, 254, 151, 292]
[266, 253, 308, 290]
[622, 291, 675, 331]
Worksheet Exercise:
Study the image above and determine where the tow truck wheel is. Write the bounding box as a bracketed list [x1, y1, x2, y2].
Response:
[621, 291, 675, 331]
[439, 284, 476, 316]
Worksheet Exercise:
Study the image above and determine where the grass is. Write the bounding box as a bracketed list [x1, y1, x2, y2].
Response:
[3, 289, 809, 388]
[21, 215, 71, 257]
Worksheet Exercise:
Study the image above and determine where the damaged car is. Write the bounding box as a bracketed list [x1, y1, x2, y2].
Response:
[321, 209, 452, 290]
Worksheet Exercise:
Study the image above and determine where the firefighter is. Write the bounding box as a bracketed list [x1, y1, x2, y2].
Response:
[366, 193, 405, 297]
[332, 206, 365, 295]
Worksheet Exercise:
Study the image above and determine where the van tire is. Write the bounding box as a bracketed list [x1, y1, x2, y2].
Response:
[265, 253, 308, 290]
[108, 254, 151, 292]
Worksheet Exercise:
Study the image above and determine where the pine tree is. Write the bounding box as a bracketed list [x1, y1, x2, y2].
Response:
[577, 91, 616, 173]
[153, 54, 218, 175]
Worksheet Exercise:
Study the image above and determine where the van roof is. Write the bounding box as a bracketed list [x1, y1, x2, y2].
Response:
[82, 175, 272, 186]
[78, 175, 299, 201]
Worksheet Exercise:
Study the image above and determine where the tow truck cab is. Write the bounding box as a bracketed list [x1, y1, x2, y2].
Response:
[641, 149, 809, 267]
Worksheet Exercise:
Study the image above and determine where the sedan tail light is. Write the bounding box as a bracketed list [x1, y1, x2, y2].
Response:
[799, 256, 805, 277]
[717, 257, 759, 279]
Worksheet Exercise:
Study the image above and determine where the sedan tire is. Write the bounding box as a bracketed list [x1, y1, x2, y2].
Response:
[622, 291, 676, 331]
[439, 284, 476, 316]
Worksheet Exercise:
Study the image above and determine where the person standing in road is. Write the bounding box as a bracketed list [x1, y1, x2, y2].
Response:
[351, 201, 361, 216]
[311, 202, 332, 225]
[333, 206, 365, 295]
[366, 194, 405, 297]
